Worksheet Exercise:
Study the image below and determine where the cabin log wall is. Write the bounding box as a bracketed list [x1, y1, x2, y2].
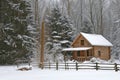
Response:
[71, 34, 111, 62]
[94, 46, 110, 60]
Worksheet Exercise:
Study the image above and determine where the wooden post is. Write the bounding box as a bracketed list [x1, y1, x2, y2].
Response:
[67, 63, 69, 70]
[114, 63, 118, 72]
[49, 61, 51, 69]
[85, 50, 87, 61]
[56, 61, 58, 70]
[76, 62, 78, 71]
[40, 21, 45, 69]
[95, 63, 99, 70]
[65, 62, 67, 70]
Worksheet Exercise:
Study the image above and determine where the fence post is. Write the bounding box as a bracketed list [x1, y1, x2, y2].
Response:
[67, 63, 69, 70]
[49, 61, 51, 69]
[39, 63, 44, 69]
[56, 61, 58, 70]
[95, 63, 99, 70]
[76, 62, 78, 71]
[65, 62, 67, 70]
[114, 63, 118, 72]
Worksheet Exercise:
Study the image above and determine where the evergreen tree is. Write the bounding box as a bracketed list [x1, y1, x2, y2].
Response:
[0, 0, 35, 64]
[45, 6, 75, 62]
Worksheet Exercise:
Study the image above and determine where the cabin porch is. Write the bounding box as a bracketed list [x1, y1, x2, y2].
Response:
[62, 47, 93, 62]
[72, 50, 93, 61]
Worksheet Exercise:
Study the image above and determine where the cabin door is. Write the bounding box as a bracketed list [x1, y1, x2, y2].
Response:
[77, 51, 85, 61]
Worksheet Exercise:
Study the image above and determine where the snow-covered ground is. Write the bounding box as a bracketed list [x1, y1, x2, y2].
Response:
[0, 66, 120, 80]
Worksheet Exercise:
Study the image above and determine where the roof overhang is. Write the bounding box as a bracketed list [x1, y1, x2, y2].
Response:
[62, 47, 92, 51]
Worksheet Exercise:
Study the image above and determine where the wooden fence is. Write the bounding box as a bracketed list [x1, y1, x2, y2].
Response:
[42, 62, 120, 72]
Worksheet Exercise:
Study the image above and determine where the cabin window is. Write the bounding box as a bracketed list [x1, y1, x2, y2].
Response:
[77, 51, 80, 56]
[81, 40, 84, 45]
[87, 50, 92, 56]
[98, 51, 101, 57]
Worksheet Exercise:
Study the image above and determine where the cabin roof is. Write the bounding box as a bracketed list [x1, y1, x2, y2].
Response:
[62, 47, 92, 51]
[72, 32, 113, 46]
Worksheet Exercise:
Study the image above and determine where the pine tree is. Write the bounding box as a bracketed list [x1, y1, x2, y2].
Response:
[45, 6, 75, 62]
[0, 0, 35, 64]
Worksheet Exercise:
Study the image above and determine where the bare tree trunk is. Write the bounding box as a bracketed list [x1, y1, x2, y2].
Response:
[40, 21, 45, 68]
[80, 0, 83, 31]
[99, 0, 103, 35]
[89, 0, 96, 33]
[35, 0, 39, 26]
[67, 0, 70, 16]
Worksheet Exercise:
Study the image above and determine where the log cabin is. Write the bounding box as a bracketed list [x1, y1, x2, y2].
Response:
[62, 32, 113, 62]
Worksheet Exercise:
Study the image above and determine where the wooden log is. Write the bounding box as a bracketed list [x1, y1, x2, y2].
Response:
[17, 67, 32, 71]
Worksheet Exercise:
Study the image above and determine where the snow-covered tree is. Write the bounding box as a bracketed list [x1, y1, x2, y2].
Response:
[44, 6, 75, 62]
[0, 0, 36, 64]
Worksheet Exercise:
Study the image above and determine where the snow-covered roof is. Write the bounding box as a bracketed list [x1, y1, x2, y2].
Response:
[62, 47, 92, 51]
[80, 32, 113, 46]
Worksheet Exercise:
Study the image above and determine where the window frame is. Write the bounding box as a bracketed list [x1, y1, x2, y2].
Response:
[98, 51, 101, 57]
[81, 40, 84, 45]
[87, 50, 89, 56]
[77, 51, 80, 56]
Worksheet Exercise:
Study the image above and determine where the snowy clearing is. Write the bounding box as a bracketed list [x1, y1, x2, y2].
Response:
[0, 66, 120, 80]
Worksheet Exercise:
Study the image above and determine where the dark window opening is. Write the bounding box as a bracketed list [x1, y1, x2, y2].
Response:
[87, 50, 89, 56]
[81, 40, 84, 45]
[98, 51, 101, 57]
[77, 51, 80, 56]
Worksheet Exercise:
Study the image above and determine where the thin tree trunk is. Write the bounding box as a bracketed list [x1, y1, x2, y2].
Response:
[80, 0, 83, 32]
[100, 0, 103, 35]
[67, 0, 70, 16]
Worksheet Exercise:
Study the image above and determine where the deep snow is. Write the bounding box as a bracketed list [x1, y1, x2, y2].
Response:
[0, 66, 120, 80]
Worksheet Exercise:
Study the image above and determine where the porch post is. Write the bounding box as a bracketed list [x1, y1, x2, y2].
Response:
[85, 50, 87, 61]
